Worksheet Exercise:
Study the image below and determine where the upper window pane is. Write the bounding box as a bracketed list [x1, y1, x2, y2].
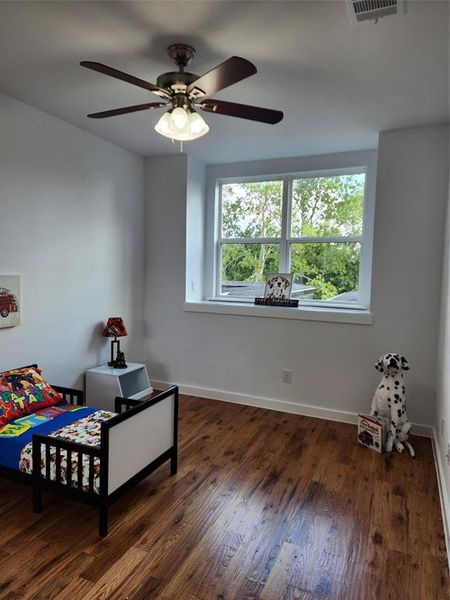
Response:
[291, 174, 365, 238]
[221, 181, 283, 239]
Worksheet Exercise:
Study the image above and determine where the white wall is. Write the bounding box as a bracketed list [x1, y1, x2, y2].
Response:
[185, 156, 205, 302]
[145, 125, 449, 427]
[436, 174, 450, 515]
[372, 126, 448, 426]
[0, 93, 146, 388]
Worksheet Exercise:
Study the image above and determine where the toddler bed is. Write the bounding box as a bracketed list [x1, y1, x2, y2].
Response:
[0, 364, 178, 536]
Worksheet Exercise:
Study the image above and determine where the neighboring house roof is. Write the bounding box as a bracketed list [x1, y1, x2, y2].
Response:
[221, 281, 315, 299]
[329, 290, 359, 302]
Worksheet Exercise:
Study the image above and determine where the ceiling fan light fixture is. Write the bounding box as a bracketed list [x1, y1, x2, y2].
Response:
[82, 48, 284, 141]
[155, 108, 209, 142]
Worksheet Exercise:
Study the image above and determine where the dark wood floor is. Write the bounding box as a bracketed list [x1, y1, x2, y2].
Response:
[0, 395, 447, 600]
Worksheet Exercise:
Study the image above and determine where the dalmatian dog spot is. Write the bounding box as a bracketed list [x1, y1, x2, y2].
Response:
[371, 353, 414, 457]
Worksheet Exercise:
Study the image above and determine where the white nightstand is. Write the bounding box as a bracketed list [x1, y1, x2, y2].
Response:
[85, 363, 153, 411]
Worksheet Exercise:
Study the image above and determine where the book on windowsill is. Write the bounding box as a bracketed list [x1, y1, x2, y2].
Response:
[357, 414, 389, 453]
[254, 297, 299, 308]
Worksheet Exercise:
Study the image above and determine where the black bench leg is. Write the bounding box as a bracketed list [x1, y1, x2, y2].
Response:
[170, 449, 178, 476]
[33, 484, 42, 513]
[99, 503, 108, 537]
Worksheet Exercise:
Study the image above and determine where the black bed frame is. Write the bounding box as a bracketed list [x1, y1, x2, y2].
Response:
[0, 365, 179, 536]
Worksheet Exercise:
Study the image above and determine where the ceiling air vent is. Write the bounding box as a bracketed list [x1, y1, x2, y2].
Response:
[347, 0, 404, 25]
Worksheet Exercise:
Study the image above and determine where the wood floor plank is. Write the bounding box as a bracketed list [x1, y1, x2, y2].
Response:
[82, 547, 149, 600]
[0, 394, 446, 600]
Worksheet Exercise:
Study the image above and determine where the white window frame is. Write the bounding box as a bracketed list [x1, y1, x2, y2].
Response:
[191, 150, 377, 323]
[212, 167, 371, 310]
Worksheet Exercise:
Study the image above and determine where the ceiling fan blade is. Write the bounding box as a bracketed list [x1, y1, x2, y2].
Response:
[80, 61, 170, 99]
[87, 102, 166, 119]
[187, 56, 257, 99]
[201, 99, 283, 124]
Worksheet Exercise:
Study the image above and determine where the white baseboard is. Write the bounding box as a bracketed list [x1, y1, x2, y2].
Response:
[152, 379, 433, 438]
[431, 428, 450, 567]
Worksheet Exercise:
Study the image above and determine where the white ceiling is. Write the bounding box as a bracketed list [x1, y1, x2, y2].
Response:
[0, 1, 448, 163]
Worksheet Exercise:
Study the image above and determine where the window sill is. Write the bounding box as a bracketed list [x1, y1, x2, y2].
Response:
[183, 300, 372, 325]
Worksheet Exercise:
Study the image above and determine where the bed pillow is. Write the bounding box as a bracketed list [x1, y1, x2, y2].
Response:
[0, 366, 41, 391]
[0, 367, 63, 426]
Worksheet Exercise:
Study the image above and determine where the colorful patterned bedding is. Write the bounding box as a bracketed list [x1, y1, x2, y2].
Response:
[19, 410, 115, 494]
[0, 405, 115, 495]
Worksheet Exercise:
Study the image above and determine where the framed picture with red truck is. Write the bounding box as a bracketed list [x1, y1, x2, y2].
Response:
[0, 275, 20, 328]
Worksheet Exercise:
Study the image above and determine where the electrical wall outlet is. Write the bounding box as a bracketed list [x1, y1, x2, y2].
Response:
[282, 369, 292, 384]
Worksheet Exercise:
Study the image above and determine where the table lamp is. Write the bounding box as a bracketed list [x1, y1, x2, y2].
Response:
[103, 317, 128, 368]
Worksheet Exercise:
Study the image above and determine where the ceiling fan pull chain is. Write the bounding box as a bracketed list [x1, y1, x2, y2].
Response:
[169, 138, 183, 151]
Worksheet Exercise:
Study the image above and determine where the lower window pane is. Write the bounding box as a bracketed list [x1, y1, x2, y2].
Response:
[221, 243, 280, 298]
[290, 242, 360, 302]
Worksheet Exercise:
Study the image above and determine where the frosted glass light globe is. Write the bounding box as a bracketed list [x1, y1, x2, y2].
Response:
[154, 112, 172, 136]
[189, 111, 209, 136]
[170, 107, 188, 130]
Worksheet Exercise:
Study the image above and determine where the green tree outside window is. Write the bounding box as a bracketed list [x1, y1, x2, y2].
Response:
[220, 174, 364, 301]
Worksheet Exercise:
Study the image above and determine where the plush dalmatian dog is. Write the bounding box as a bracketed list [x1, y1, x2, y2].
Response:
[370, 353, 415, 457]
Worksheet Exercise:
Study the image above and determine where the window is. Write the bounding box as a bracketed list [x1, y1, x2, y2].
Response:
[214, 169, 370, 309]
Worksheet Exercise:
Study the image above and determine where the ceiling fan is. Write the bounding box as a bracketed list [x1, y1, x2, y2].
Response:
[80, 44, 283, 142]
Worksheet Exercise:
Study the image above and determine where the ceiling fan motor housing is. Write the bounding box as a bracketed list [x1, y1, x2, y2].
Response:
[157, 44, 200, 103]
[156, 71, 200, 111]
[156, 70, 198, 92]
